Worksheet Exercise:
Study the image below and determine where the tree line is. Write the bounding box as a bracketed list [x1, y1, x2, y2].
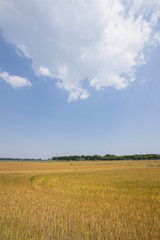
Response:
[52, 154, 160, 161]
[1, 154, 160, 162]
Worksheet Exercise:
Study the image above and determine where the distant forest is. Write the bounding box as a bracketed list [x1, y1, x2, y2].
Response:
[52, 154, 160, 161]
[0, 154, 160, 161]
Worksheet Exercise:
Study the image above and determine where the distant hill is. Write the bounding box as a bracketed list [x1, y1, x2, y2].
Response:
[0, 158, 42, 161]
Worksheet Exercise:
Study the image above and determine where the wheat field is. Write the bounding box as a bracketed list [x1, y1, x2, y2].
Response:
[0, 160, 160, 239]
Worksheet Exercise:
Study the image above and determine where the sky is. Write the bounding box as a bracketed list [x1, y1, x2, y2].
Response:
[0, 0, 160, 159]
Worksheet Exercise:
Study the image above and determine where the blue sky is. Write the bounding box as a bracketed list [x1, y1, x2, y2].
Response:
[0, 0, 160, 158]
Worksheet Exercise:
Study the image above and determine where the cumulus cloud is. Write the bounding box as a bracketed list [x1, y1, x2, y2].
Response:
[0, 0, 160, 101]
[0, 72, 32, 88]
[39, 66, 52, 77]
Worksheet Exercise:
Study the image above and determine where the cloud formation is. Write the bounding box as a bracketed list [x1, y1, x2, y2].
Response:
[0, 0, 160, 101]
[0, 72, 31, 88]
[39, 66, 52, 77]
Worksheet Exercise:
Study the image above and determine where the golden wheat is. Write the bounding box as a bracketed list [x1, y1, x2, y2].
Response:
[0, 161, 160, 239]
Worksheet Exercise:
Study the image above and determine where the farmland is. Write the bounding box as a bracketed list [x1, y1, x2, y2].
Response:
[0, 160, 160, 239]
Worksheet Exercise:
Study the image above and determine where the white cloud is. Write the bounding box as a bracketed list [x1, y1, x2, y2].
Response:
[17, 44, 30, 58]
[0, 72, 32, 88]
[0, 0, 160, 101]
[68, 88, 90, 102]
[39, 66, 52, 77]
